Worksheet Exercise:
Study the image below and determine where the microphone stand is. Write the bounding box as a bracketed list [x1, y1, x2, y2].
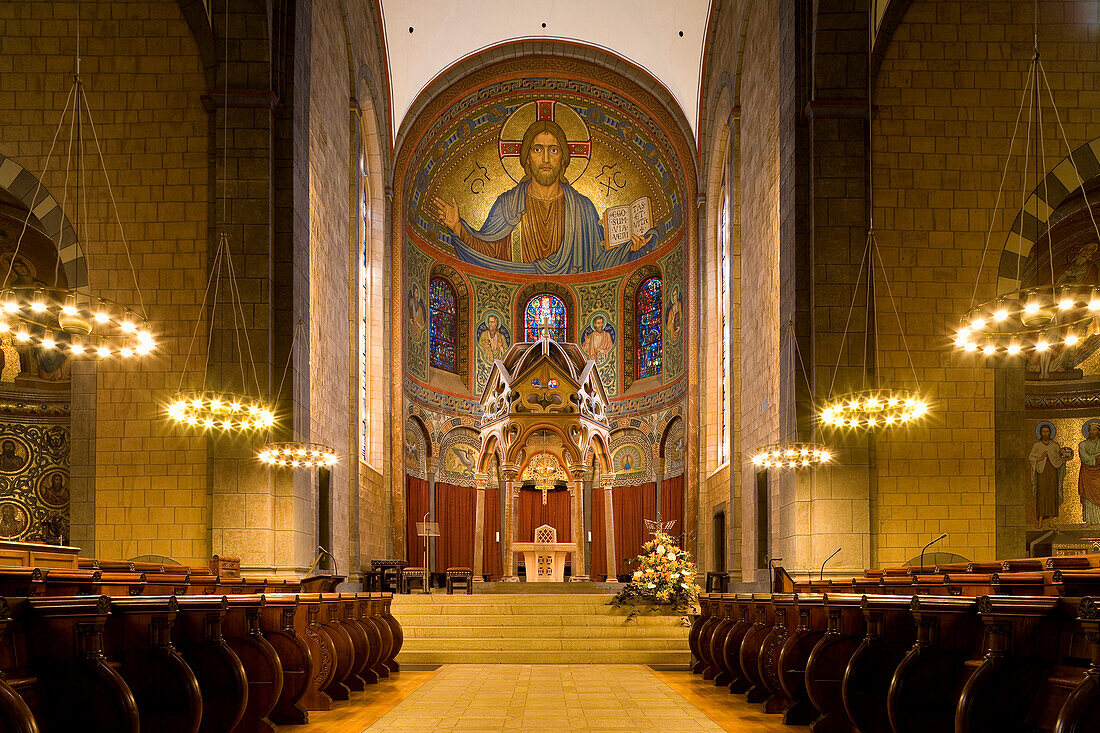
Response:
[919, 533, 948, 572]
[304, 545, 338, 578]
[820, 547, 842, 581]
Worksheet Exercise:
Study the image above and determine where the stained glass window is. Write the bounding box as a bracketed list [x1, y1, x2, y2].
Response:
[430, 277, 457, 372]
[719, 176, 730, 463]
[524, 294, 567, 341]
[636, 277, 662, 378]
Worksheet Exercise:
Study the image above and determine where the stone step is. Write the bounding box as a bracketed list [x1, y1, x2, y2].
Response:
[402, 624, 688, 639]
[401, 637, 686, 651]
[396, 649, 691, 665]
[394, 612, 685, 626]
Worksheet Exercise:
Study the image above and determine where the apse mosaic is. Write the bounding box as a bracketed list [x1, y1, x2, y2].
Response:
[440, 429, 481, 486]
[412, 90, 684, 278]
[660, 245, 685, 381]
[576, 277, 621, 397]
[471, 276, 518, 394]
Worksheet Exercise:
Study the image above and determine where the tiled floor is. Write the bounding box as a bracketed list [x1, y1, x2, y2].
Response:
[363, 664, 725, 732]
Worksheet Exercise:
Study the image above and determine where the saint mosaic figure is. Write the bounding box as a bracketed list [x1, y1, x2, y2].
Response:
[433, 119, 658, 275]
[477, 314, 511, 362]
[1078, 420, 1100, 523]
[581, 314, 615, 362]
[1028, 422, 1068, 525]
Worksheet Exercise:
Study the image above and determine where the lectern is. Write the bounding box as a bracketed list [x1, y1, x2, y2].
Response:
[512, 524, 575, 582]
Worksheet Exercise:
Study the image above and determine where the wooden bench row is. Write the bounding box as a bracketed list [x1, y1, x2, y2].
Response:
[689, 592, 1100, 732]
[789, 564, 1100, 598]
[0, 591, 403, 733]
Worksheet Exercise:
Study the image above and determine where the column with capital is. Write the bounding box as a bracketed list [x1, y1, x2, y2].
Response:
[501, 467, 519, 580]
[473, 472, 488, 577]
[602, 474, 617, 580]
[569, 467, 586, 579]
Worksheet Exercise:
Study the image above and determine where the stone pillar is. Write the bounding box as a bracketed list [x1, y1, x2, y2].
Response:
[654, 458, 664, 522]
[426, 457, 438, 573]
[501, 467, 518, 580]
[602, 475, 617, 579]
[569, 468, 586, 579]
[473, 472, 488, 577]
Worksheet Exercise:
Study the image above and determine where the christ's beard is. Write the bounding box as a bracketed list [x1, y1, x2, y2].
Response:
[532, 166, 560, 186]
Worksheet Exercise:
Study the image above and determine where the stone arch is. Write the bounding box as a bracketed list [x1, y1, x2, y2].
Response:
[514, 283, 576, 344]
[0, 154, 85, 288]
[995, 137, 1100, 295]
[621, 264, 663, 389]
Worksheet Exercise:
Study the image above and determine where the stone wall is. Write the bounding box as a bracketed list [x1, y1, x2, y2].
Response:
[0, 0, 210, 563]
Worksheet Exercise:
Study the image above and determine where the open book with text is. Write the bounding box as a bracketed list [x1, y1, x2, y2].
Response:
[603, 196, 652, 248]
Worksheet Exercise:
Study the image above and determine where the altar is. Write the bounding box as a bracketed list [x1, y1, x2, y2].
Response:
[513, 525, 575, 581]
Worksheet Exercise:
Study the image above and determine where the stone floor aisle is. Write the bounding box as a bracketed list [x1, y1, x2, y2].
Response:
[363, 664, 724, 732]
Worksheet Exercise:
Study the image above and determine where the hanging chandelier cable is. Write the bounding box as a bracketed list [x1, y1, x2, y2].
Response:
[819, 5, 928, 430]
[257, 319, 339, 469]
[955, 0, 1100, 359]
[752, 319, 832, 469]
[0, 10, 155, 359]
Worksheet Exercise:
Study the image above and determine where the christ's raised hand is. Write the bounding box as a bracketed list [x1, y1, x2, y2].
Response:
[432, 195, 461, 231]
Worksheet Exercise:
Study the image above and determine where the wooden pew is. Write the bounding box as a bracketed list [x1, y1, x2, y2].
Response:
[335, 593, 372, 691]
[842, 594, 916, 733]
[1055, 596, 1100, 732]
[296, 593, 336, 712]
[259, 593, 313, 726]
[173, 595, 247, 733]
[739, 594, 775, 704]
[221, 595, 283, 733]
[23, 595, 139, 732]
[0, 569, 42, 598]
[776, 593, 828, 725]
[361, 594, 393, 680]
[705, 594, 736, 683]
[688, 594, 712, 674]
[378, 592, 403, 673]
[0, 597, 37, 733]
[316, 595, 356, 701]
[757, 593, 797, 716]
[954, 594, 1062, 732]
[721, 594, 755, 695]
[342, 593, 381, 685]
[886, 595, 983, 733]
[103, 595, 202, 733]
[695, 595, 720, 677]
[805, 592, 864, 733]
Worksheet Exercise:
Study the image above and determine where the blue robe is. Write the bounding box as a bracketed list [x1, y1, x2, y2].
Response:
[451, 179, 657, 275]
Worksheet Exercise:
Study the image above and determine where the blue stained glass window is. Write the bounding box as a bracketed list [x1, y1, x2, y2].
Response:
[429, 277, 457, 372]
[636, 277, 662, 379]
[524, 294, 567, 341]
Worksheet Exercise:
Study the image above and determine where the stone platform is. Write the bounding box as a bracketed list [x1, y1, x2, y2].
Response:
[474, 580, 621, 594]
[393, 593, 691, 665]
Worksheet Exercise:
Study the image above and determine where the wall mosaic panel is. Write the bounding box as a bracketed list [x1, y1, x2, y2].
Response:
[576, 277, 622, 398]
[439, 428, 482, 487]
[471, 276, 518, 395]
[404, 245, 433, 381]
[1025, 416, 1100, 528]
[661, 244, 685, 382]
[0, 394, 70, 543]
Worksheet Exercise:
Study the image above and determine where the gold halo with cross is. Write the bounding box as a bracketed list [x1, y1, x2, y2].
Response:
[498, 100, 591, 184]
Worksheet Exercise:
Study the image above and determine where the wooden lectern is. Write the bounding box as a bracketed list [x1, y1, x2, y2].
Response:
[512, 525, 575, 582]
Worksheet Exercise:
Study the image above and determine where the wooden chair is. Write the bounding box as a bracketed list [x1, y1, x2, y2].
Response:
[446, 567, 473, 594]
[400, 567, 430, 594]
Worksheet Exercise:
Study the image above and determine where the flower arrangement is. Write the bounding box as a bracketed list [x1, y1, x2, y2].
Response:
[610, 530, 700, 615]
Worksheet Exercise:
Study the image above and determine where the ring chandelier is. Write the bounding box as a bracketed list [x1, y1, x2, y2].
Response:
[954, 13, 1100, 362]
[820, 389, 928, 429]
[259, 442, 338, 469]
[956, 286, 1100, 356]
[166, 391, 275, 432]
[751, 443, 832, 469]
[0, 287, 155, 357]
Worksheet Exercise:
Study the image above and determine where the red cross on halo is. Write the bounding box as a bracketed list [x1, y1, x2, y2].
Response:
[498, 100, 591, 160]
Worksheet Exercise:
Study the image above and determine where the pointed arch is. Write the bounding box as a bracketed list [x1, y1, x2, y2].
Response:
[622, 264, 662, 389]
[428, 263, 470, 381]
[514, 282, 576, 344]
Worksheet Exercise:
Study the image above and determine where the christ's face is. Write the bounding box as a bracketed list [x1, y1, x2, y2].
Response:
[527, 132, 563, 187]
[1040, 426, 1052, 442]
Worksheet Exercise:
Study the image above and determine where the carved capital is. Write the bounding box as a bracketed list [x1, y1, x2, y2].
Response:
[474, 472, 490, 490]
[600, 474, 615, 490]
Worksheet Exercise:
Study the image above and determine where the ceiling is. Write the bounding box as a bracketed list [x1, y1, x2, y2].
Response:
[379, 0, 711, 141]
